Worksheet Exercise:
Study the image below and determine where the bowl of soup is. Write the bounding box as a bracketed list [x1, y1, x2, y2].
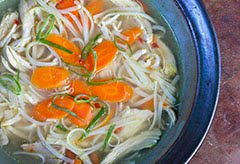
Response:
[0, 0, 220, 163]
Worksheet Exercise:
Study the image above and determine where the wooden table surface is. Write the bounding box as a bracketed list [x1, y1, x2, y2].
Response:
[190, 0, 240, 163]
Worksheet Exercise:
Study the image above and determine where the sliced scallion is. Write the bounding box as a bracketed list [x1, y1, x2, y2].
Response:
[67, 64, 91, 78]
[56, 124, 68, 132]
[80, 106, 107, 140]
[81, 34, 101, 60]
[86, 78, 124, 86]
[36, 14, 55, 40]
[114, 36, 133, 54]
[40, 39, 73, 54]
[0, 73, 21, 95]
[102, 124, 116, 151]
[74, 95, 98, 104]
[51, 95, 80, 119]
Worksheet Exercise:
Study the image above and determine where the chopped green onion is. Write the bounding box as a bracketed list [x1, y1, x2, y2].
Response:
[114, 36, 133, 54]
[0, 73, 21, 95]
[102, 124, 116, 151]
[56, 124, 69, 132]
[40, 39, 73, 54]
[51, 95, 82, 120]
[16, 70, 20, 81]
[86, 78, 124, 86]
[90, 49, 97, 77]
[74, 95, 98, 104]
[81, 34, 101, 60]
[80, 106, 107, 140]
[67, 64, 91, 78]
[36, 14, 55, 40]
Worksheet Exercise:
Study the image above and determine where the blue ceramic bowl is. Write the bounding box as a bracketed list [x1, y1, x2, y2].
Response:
[0, 0, 220, 163]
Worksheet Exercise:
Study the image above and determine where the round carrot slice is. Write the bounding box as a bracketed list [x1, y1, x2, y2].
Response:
[32, 96, 75, 122]
[68, 103, 93, 127]
[89, 82, 133, 102]
[121, 27, 143, 45]
[68, 79, 92, 96]
[46, 34, 81, 65]
[31, 66, 69, 89]
[81, 41, 117, 72]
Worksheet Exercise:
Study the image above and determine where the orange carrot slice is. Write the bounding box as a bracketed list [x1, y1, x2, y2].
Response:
[89, 81, 133, 102]
[56, 0, 79, 25]
[74, 159, 83, 164]
[32, 96, 75, 121]
[31, 66, 70, 89]
[139, 99, 154, 111]
[65, 149, 83, 164]
[81, 41, 117, 72]
[139, 99, 168, 111]
[46, 34, 81, 65]
[68, 79, 92, 96]
[86, 0, 104, 16]
[89, 152, 100, 164]
[121, 27, 143, 45]
[68, 103, 93, 127]
[56, 0, 103, 27]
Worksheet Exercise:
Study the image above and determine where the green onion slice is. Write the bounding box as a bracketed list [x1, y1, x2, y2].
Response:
[102, 124, 116, 151]
[67, 64, 91, 78]
[0, 73, 21, 95]
[81, 34, 101, 60]
[51, 95, 85, 122]
[74, 94, 98, 104]
[40, 39, 73, 54]
[86, 78, 124, 86]
[56, 124, 69, 132]
[36, 14, 55, 40]
[80, 106, 107, 140]
[114, 36, 133, 54]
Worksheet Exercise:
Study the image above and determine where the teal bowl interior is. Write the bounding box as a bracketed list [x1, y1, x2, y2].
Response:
[0, 0, 220, 163]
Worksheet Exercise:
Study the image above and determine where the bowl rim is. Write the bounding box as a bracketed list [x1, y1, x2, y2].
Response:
[157, 0, 221, 163]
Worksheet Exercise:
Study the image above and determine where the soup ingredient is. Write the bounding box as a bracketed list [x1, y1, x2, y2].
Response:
[89, 152, 100, 164]
[65, 149, 83, 164]
[46, 34, 81, 65]
[68, 103, 93, 127]
[36, 14, 55, 40]
[139, 99, 168, 111]
[86, 0, 104, 16]
[97, 108, 115, 128]
[122, 27, 143, 45]
[102, 129, 161, 163]
[68, 79, 92, 96]
[152, 36, 177, 78]
[56, 0, 103, 25]
[81, 41, 117, 72]
[89, 81, 133, 102]
[102, 124, 116, 151]
[0, 12, 19, 48]
[32, 96, 75, 121]
[31, 66, 70, 89]
[80, 106, 106, 140]
[0, 73, 21, 95]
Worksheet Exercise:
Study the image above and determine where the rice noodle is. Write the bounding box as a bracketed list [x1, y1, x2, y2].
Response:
[37, 127, 74, 164]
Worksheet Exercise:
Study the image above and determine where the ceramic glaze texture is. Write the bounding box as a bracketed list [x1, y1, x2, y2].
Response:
[191, 0, 240, 163]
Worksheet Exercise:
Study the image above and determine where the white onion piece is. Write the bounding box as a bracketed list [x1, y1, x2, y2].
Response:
[37, 127, 74, 164]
